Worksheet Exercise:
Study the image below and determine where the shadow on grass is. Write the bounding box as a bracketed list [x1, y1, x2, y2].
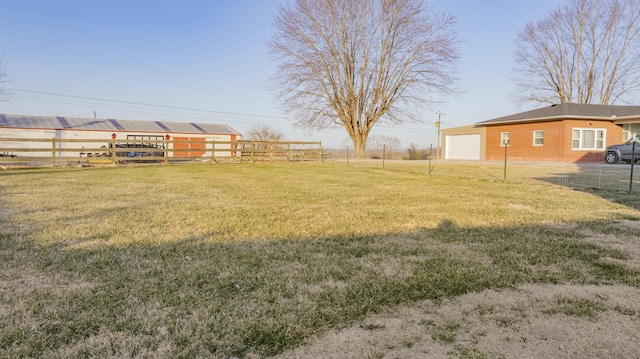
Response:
[1, 219, 639, 358]
[534, 163, 640, 210]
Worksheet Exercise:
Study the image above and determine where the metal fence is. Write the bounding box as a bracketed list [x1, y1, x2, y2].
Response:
[337, 159, 640, 194]
[2, 135, 638, 193]
[527, 163, 640, 193]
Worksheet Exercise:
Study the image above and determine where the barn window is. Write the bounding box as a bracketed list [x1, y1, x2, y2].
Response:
[533, 130, 544, 146]
[572, 129, 605, 150]
[500, 132, 510, 147]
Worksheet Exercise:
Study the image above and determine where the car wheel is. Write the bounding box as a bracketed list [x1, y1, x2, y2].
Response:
[605, 152, 618, 164]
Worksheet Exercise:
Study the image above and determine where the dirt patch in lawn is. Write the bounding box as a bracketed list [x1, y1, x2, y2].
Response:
[276, 284, 640, 359]
[277, 221, 640, 359]
[580, 220, 640, 272]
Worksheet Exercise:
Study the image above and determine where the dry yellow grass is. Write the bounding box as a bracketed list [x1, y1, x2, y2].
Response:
[0, 161, 639, 358]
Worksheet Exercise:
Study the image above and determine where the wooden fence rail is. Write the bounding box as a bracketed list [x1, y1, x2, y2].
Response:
[0, 137, 323, 168]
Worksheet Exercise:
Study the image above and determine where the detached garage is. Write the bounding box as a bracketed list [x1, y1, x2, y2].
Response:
[441, 125, 486, 160]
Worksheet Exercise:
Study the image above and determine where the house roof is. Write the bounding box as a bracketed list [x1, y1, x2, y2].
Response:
[477, 103, 640, 126]
[0, 114, 241, 135]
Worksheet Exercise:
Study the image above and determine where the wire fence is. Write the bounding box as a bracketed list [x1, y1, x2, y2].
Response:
[432, 141, 640, 193]
[336, 158, 640, 194]
[498, 162, 638, 193]
[2, 134, 639, 193]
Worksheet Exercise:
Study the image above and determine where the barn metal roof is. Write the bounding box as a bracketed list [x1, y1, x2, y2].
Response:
[478, 104, 640, 126]
[0, 114, 241, 135]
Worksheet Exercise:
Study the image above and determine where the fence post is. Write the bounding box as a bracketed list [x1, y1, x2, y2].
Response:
[503, 140, 509, 181]
[251, 141, 255, 163]
[231, 140, 236, 161]
[111, 138, 117, 165]
[211, 140, 215, 163]
[319, 143, 323, 163]
[346, 144, 349, 166]
[630, 139, 637, 193]
[52, 138, 56, 167]
[382, 141, 386, 168]
[428, 142, 434, 175]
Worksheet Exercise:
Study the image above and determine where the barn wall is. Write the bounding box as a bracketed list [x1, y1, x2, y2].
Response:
[0, 128, 239, 158]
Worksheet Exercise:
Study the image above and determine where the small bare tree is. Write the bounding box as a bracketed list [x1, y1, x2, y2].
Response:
[270, 0, 460, 157]
[514, 0, 640, 105]
[246, 123, 284, 141]
[0, 59, 7, 102]
[366, 135, 401, 159]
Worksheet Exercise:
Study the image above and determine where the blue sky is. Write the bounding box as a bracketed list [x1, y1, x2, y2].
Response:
[0, 0, 568, 149]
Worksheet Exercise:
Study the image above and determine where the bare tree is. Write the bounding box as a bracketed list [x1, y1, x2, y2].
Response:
[270, 0, 460, 157]
[514, 0, 640, 105]
[246, 123, 285, 141]
[366, 135, 401, 159]
[0, 58, 7, 102]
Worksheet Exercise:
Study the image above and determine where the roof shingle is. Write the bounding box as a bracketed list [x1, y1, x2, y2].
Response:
[478, 104, 640, 125]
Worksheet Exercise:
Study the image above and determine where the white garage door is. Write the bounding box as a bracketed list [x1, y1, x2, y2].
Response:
[446, 134, 481, 160]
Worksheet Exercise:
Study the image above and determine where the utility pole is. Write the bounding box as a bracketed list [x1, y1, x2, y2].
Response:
[436, 111, 444, 160]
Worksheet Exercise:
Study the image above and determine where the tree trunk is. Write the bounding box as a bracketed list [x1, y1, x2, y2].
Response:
[351, 134, 366, 158]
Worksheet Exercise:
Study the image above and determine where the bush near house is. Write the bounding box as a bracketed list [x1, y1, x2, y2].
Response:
[404, 143, 431, 160]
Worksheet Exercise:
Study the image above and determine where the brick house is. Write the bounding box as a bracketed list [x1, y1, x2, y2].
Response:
[442, 104, 640, 162]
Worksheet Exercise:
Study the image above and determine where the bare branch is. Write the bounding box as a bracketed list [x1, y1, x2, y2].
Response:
[0, 58, 7, 102]
[246, 123, 285, 141]
[513, 0, 640, 105]
[366, 134, 401, 158]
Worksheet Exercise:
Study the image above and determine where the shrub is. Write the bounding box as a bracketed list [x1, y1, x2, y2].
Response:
[403, 143, 430, 160]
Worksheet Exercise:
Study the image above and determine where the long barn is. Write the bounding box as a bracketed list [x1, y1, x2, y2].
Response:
[0, 114, 242, 160]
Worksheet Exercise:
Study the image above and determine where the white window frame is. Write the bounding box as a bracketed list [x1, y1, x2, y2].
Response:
[533, 130, 544, 146]
[572, 128, 606, 150]
[501, 132, 510, 147]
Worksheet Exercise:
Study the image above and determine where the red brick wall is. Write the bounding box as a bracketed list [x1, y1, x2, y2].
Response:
[485, 120, 623, 163]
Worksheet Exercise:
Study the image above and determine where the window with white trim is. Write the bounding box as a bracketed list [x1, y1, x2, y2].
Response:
[533, 130, 544, 146]
[572, 128, 605, 150]
[501, 132, 510, 147]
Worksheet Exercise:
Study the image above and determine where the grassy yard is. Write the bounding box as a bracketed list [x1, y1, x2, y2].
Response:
[0, 161, 639, 358]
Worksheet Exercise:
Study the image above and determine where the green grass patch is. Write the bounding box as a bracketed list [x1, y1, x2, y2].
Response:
[544, 297, 608, 318]
[429, 322, 460, 344]
[455, 346, 503, 359]
[0, 162, 639, 357]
